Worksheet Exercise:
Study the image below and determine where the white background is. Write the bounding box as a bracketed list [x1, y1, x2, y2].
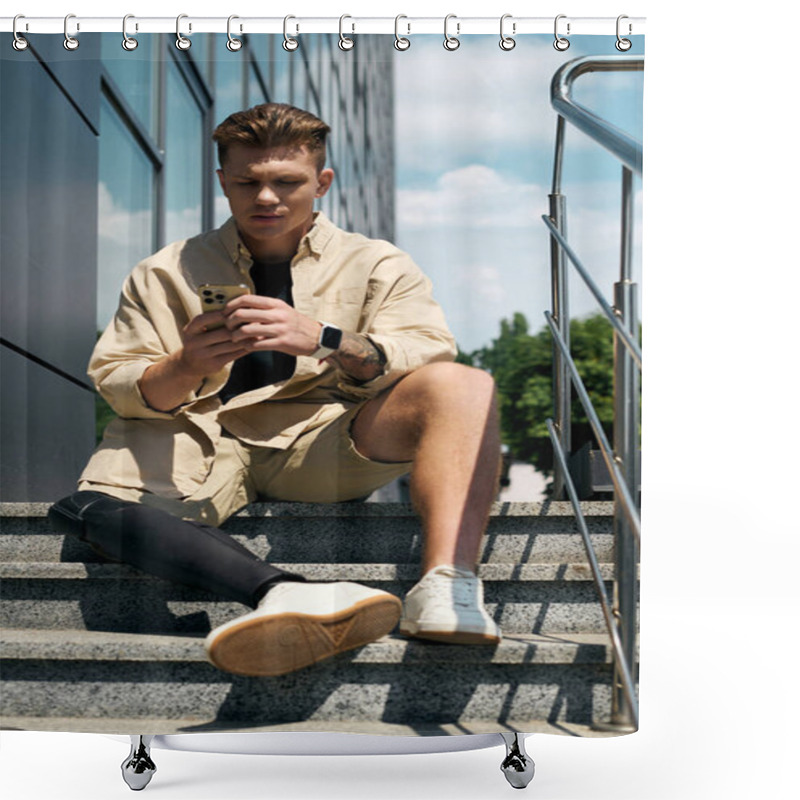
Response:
[3, 1, 799, 798]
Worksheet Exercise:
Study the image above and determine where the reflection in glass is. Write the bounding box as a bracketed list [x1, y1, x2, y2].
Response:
[100, 32, 158, 139]
[302, 37, 315, 114]
[214, 38, 246, 125]
[271, 37, 291, 103]
[165, 61, 203, 243]
[189, 33, 212, 82]
[248, 61, 268, 107]
[97, 98, 156, 329]
[212, 39, 246, 228]
[93, 33, 392, 321]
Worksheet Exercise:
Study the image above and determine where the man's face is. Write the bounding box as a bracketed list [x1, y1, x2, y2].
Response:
[217, 144, 333, 262]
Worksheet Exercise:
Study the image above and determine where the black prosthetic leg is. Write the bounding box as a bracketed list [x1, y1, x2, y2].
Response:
[48, 491, 304, 608]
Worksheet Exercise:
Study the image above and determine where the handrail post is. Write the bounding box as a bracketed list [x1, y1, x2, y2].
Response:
[608, 165, 640, 730]
[545, 58, 642, 728]
[549, 115, 571, 499]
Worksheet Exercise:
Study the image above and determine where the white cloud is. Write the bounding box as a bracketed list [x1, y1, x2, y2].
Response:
[98, 182, 205, 250]
[394, 35, 643, 178]
[464, 264, 506, 306]
[394, 39, 559, 167]
[215, 193, 233, 227]
[97, 182, 155, 326]
[97, 182, 152, 251]
[397, 176, 643, 351]
[397, 164, 547, 229]
[96, 182, 204, 325]
[165, 206, 203, 244]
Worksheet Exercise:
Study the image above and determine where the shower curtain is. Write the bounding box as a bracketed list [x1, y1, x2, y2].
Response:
[0, 19, 643, 746]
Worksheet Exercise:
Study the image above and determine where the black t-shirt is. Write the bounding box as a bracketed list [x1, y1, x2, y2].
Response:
[219, 259, 296, 403]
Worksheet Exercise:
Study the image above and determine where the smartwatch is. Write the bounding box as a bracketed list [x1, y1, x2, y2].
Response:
[312, 321, 343, 359]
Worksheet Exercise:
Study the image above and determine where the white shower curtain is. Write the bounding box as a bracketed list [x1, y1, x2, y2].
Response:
[0, 9, 645, 796]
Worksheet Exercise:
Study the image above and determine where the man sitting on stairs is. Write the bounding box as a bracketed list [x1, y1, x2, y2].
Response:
[49, 103, 502, 678]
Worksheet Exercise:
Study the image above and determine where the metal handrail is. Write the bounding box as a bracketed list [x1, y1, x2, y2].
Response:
[544, 55, 642, 731]
[551, 55, 643, 177]
[541, 216, 642, 368]
[545, 312, 641, 542]
[546, 420, 639, 728]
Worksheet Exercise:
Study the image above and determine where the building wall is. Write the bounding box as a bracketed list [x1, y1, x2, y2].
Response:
[1, 33, 395, 501]
[1, 38, 101, 502]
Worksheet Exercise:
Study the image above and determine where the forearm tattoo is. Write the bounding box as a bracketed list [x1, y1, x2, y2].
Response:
[328, 332, 387, 383]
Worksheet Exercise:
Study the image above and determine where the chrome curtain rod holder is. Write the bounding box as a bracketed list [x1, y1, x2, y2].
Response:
[0, 15, 645, 39]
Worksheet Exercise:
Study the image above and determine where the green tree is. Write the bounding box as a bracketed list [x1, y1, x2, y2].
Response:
[469, 312, 617, 477]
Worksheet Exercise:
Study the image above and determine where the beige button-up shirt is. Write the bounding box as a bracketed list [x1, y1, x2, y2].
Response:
[80, 212, 456, 498]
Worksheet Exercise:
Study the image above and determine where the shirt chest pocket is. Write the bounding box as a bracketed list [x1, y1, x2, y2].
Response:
[316, 286, 366, 328]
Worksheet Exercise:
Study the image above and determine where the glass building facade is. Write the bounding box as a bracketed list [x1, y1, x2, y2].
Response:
[1, 34, 395, 501]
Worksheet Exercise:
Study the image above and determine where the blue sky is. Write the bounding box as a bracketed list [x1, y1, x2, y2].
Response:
[392, 34, 644, 353]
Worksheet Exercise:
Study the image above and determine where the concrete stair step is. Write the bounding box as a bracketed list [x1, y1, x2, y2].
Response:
[0, 628, 613, 664]
[0, 500, 625, 731]
[0, 715, 618, 737]
[0, 501, 615, 564]
[0, 561, 615, 581]
[0, 628, 614, 731]
[0, 562, 613, 635]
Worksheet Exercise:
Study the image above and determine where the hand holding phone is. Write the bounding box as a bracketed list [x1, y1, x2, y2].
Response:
[141, 284, 253, 412]
[197, 284, 249, 329]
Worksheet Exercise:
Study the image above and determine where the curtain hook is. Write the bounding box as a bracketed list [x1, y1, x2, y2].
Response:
[122, 14, 138, 51]
[12, 15, 29, 51]
[394, 15, 410, 51]
[283, 15, 299, 51]
[338, 14, 355, 51]
[554, 14, 570, 51]
[443, 14, 460, 51]
[63, 13, 79, 51]
[499, 14, 516, 51]
[175, 14, 191, 50]
[615, 14, 632, 51]
[227, 15, 243, 51]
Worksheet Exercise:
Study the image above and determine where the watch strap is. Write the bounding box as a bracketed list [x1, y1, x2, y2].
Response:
[312, 322, 343, 359]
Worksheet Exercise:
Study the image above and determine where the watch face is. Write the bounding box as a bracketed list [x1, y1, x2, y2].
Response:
[321, 325, 343, 350]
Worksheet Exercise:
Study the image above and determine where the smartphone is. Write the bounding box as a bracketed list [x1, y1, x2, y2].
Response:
[197, 284, 249, 329]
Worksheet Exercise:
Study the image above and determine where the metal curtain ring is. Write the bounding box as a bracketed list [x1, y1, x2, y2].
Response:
[616, 15, 632, 51]
[122, 14, 138, 51]
[338, 14, 354, 50]
[227, 15, 243, 51]
[443, 14, 460, 51]
[176, 14, 191, 50]
[283, 15, 299, 51]
[554, 14, 570, 51]
[12, 15, 29, 51]
[63, 13, 79, 51]
[394, 15, 410, 50]
[499, 14, 515, 51]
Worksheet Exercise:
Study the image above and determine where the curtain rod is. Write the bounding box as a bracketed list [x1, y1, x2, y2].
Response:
[1, 15, 646, 37]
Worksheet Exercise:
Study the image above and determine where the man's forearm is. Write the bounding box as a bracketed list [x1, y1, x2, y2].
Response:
[139, 352, 205, 412]
[327, 332, 386, 383]
[140, 329, 385, 410]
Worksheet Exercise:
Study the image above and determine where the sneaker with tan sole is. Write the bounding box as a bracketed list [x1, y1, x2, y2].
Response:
[204, 581, 402, 676]
[399, 565, 501, 645]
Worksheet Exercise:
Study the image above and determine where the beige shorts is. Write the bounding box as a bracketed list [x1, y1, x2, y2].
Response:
[78, 404, 411, 527]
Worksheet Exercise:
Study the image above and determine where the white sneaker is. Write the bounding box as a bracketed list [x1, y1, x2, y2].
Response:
[399, 565, 501, 645]
[204, 581, 401, 676]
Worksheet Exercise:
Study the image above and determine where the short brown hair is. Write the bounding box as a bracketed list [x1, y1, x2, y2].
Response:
[213, 103, 330, 170]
